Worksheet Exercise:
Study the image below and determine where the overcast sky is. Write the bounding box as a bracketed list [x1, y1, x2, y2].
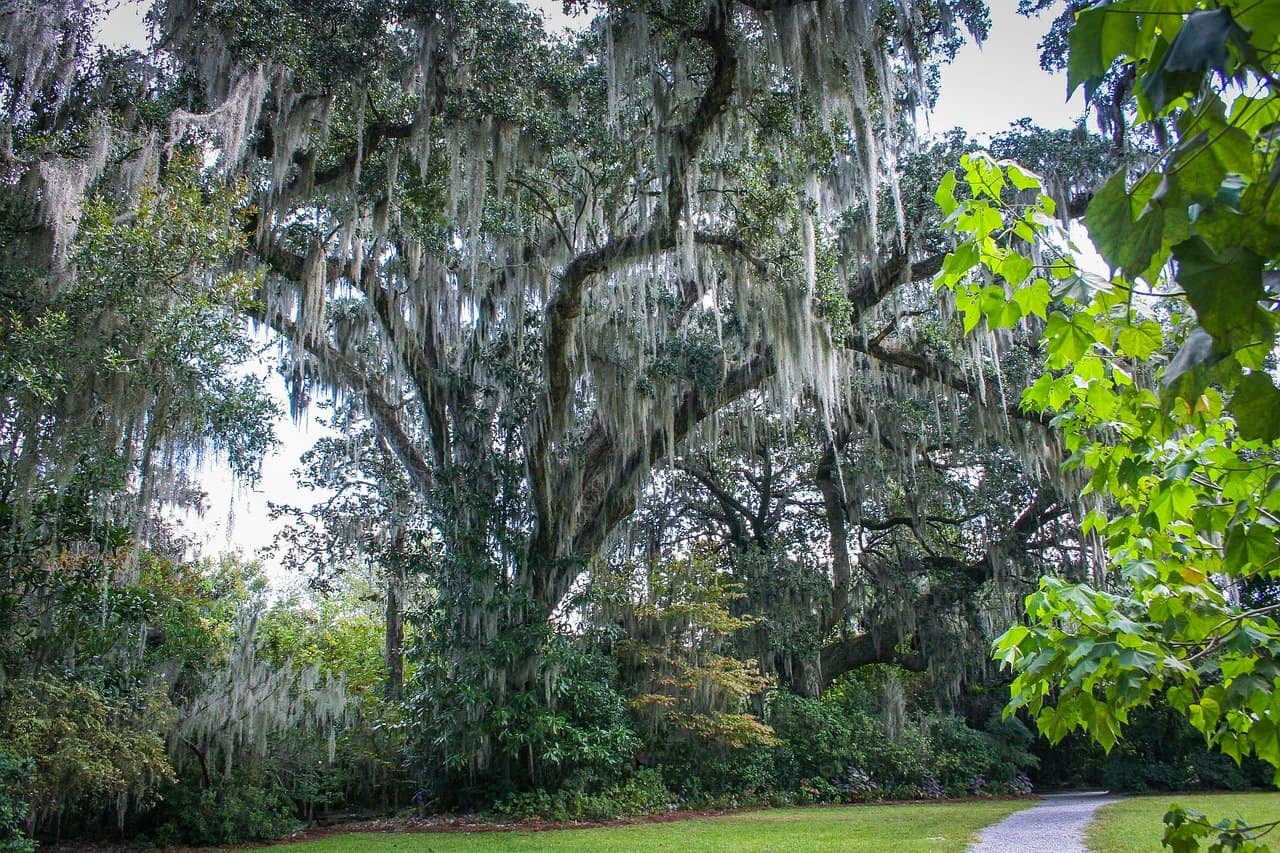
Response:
[97, 1, 1085, 580]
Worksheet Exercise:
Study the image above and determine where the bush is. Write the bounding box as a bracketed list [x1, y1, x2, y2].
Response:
[496, 768, 671, 822]
[767, 692, 863, 787]
[409, 630, 640, 803]
[0, 750, 34, 853]
[148, 776, 298, 845]
[0, 677, 175, 833]
[768, 690, 1040, 801]
[1034, 695, 1272, 793]
[928, 715, 1037, 795]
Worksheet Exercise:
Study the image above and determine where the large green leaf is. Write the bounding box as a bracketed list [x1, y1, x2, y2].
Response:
[1233, 0, 1280, 49]
[1068, 4, 1139, 96]
[1143, 8, 1250, 113]
[1161, 325, 1218, 402]
[1162, 8, 1246, 73]
[1084, 170, 1132, 272]
[1232, 371, 1280, 441]
[1116, 320, 1164, 359]
[1173, 237, 1271, 355]
[1225, 517, 1280, 569]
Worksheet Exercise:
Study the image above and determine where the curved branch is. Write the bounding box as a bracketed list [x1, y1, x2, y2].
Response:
[531, 4, 741, 566]
[244, 296, 434, 498]
[847, 335, 1050, 426]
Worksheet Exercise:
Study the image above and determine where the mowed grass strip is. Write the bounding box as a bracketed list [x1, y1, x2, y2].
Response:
[284, 800, 1032, 852]
[1086, 791, 1280, 853]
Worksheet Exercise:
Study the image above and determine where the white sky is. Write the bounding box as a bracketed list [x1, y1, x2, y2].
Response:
[98, 1, 1086, 580]
[930, 5, 1087, 137]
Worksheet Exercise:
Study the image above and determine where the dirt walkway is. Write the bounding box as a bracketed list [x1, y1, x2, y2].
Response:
[968, 792, 1122, 853]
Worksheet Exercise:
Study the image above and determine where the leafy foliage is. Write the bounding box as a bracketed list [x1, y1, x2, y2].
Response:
[0, 750, 35, 853]
[938, 0, 1280, 832]
[940, 142, 1280, 771]
[0, 155, 276, 550]
[1064, 0, 1280, 439]
[148, 773, 298, 846]
[0, 677, 176, 830]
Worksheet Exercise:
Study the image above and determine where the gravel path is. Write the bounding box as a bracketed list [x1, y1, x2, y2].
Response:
[968, 792, 1123, 853]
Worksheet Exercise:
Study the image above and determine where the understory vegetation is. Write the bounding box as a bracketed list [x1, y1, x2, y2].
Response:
[1, 0, 1277, 849]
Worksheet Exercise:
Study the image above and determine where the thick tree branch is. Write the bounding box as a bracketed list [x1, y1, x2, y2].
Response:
[816, 432, 852, 636]
[530, 4, 742, 580]
[679, 462, 758, 537]
[693, 230, 771, 275]
[849, 251, 946, 315]
[530, 346, 774, 608]
[246, 256, 435, 497]
[819, 632, 924, 691]
[734, 0, 818, 10]
[847, 335, 1050, 427]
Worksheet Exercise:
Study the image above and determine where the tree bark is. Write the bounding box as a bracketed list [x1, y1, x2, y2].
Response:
[385, 550, 406, 702]
[818, 633, 924, 693]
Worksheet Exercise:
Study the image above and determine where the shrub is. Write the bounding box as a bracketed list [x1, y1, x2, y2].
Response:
[767, 692, 863, 787]
[148, 776, 297, 845]
[654, 736, 778, 800]
[928, 715, 1037, 795]
[496, 768, 671, 822]
[0, 677, 175, 832]
[0, 750, 35, 853]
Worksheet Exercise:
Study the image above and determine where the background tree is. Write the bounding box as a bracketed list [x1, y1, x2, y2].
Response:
[270, 403, 432, 700]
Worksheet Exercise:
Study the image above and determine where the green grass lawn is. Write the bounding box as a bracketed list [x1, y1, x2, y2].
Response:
[1086, 792, 1280, 853]
[283, 800, 1033, 852]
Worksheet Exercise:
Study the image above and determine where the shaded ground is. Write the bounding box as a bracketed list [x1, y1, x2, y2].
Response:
[968, 792, 1121, 853]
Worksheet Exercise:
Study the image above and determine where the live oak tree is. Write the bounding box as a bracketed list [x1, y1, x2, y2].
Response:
[6, 0, 1123, 784]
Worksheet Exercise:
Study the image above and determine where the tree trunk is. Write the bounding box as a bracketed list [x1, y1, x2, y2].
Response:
[816, 435, 853, 638]
[384, 553, 405, 701]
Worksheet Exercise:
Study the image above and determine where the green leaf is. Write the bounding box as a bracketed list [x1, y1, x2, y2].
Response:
[1045, 311, 1098, 365]
[1174, 237, 1272, 356]
[1232, 371, 1280, 442]
[1176, 99, 1255, 178]
[1252, 717, 1280, 768]
[1068, 5, 1140, 97]
[1161, 8, 1247, 75]
[1013, 278, 1052, 319]
[1195, 183, 1280, 260]
[935, 170, 958, 216]
[980, 285, 1022, 328]
[1084, 170, 1132, 272]
[1121, 207, 1166, 278]
[955, 286, 981, 334]
[1006, 163, 1042, 191]
[1116, 320, 1164, 359]
[1162, 326, 1219, 401]
[999, 252, 1034, 287]
[1142, 9, 1250, 113]
[1225, 520, 1279, 571]
[940, 241, 981, 286]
